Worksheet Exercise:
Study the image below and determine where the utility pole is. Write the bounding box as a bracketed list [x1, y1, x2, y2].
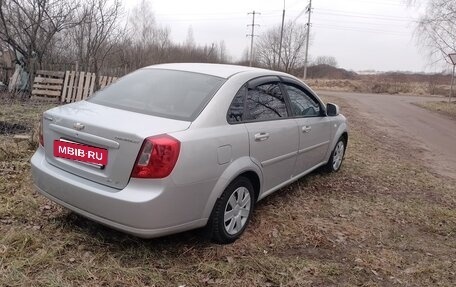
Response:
[450, 65, 455, 103]
[247, 11, 260, 67]
[448, 53, 456, 103]
[303, 0, 312, 80]
[278, 0, 286, 70]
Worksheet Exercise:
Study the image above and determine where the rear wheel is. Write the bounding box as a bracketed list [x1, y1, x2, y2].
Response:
[207, 176, 254, 244]
[325, 138, 346, 172]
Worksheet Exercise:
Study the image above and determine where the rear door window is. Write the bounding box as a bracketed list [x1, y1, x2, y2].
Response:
[246, 82, 288, 121]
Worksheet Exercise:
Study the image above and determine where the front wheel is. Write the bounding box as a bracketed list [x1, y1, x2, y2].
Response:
[325, 138, 346, 172]
[207, 176, 254, 244]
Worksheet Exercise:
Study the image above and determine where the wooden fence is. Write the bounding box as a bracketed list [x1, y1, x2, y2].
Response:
[61, 71, 117, 103]
[31, 70, 65, 99]
[32, 70, 117, 102]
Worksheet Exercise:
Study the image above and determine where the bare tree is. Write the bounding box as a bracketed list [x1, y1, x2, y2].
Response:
[127, 0, 171, 69]
[256, 21, 307, 73]
[238, 47, 250, 64]
[0, 0, 232, 94]
[185, 26, 196, 49]
[256, 26, 280, 69]
[0, 0, 78, 89]
[313, 56, 338, 67]
[414, 0, 456, 65]
[280, 22, 308, 73]
[130, 0, 156, 45]
[219, 40, 228, 63]
[70, 0, 124, 88]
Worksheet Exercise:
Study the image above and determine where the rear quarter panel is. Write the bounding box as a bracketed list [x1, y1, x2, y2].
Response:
[170, 123, 259, 220]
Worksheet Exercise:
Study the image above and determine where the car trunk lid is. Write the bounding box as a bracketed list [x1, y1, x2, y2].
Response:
[42, 101, 191, 189]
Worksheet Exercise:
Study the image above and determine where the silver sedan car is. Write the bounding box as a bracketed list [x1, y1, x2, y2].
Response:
[31, 63, 348, 243]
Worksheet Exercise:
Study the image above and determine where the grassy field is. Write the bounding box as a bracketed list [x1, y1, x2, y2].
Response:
[0, 96, 455, 286]
[306, 79, 449, 97]
[415, 101, 456, 120]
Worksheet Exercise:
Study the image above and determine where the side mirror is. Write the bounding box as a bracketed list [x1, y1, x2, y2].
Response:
[326, 103, 340, 116]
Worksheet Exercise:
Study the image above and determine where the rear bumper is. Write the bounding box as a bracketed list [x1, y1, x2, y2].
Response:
[31, 148, 209, 238]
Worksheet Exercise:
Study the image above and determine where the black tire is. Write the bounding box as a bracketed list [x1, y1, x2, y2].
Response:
[207, 176, 255, 244]
[324, 137, 346, 172]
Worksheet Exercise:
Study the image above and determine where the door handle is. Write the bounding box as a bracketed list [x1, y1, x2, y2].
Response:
[302, 125, 312, 133]
[254, 132, 270, 141]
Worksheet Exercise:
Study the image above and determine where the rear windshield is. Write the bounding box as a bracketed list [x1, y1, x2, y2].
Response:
[88, 69, 225, 121]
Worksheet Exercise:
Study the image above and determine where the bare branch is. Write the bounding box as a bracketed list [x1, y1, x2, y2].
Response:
[414, 0, 456, 66]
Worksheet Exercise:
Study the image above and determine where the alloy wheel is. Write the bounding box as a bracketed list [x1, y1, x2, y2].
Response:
[224, 186, 251, 235]
[332, 141, 345, 171]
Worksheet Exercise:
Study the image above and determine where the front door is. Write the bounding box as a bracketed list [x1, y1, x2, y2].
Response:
[282, 82, 331, 175]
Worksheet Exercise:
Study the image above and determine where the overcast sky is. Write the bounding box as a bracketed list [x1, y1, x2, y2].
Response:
[126, 0, 433, 72]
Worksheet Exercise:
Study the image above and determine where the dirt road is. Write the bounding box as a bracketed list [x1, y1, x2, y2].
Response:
[320, 91, 456, 179]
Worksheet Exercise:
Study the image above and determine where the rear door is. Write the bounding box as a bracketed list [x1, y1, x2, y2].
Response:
[281, 80, 331, 175]
[243, 77, 299, 193]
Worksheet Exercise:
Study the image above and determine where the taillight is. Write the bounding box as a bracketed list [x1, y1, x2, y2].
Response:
[131, 135, 180, 178]
[39, 116, 44, 147]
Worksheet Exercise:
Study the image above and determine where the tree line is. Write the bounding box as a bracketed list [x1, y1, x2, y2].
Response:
[1, 0, 453, 93]
[0, 0, 347, 94]
[0, 0, 235, 91]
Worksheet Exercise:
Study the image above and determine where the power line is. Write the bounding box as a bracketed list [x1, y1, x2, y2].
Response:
[319, 0, 406, 7]
[316, 8, 414, 19]
[153, 8, 416, 24]
[247, 11, 260, 67]
[315, 18, 411, 27]
[157, 17, 250, 22]
[155, 10, 278, 17]
[312, 23, 410, 36]
[314, 9, 417, 22]
[293, 8, 307, 22]
[154, 10, 284, 20]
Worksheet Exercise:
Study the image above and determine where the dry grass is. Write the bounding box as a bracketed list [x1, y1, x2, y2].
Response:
[0, 96, 455, 286]
[415, 101, 456, 120]
[306, 79, 449, 96]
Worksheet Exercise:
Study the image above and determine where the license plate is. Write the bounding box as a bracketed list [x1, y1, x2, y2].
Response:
[54, 140, 108, 166]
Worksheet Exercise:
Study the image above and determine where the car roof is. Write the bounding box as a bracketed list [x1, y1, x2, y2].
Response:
[144, 63, 286, 79]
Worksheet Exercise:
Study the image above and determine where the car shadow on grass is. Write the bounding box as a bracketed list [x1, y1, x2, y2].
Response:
[50, 167, 334, 253]
[54, 211, 211, 249]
